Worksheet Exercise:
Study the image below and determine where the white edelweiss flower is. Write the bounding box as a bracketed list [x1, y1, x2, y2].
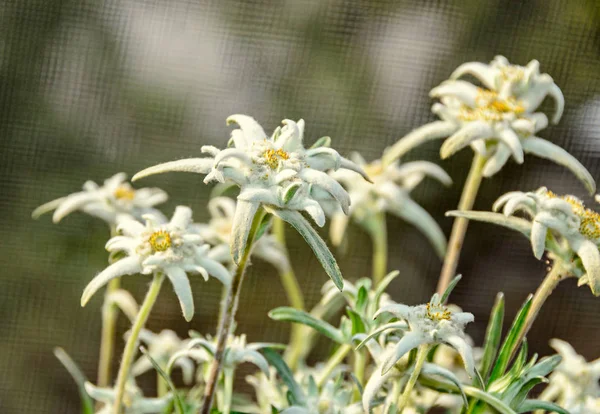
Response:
[133, 115, 368, 289]
[32, 172, 168, 226]
[540, 339, 600, 414]
[328, 153, 451, 258]
[131, 329, 194, 385]
[80, 206, 231, 321]
[383, 56, 594, 193]
[492, 187, 600, 295]
[85, 381, 171, 414]
[282, 375, 362, 414]
[373, 294, 475, 377]
[193, 196, 291, 272]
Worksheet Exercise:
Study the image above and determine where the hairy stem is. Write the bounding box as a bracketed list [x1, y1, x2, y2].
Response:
[113, 273, 164, 414]
[367, 211, 388, 285]
[273, 217, 307, 370]
[200, 210, 265, 414]
[509, 262, 568, 361]
[397, 344, 429, 411]
[437, 154, 486, 296]
[316, 344, 353, 387]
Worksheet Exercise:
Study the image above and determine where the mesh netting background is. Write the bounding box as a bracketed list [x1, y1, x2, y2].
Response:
[1, 0, 599, 412]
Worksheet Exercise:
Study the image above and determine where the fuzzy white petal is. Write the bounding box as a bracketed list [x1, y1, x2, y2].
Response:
[165, 266, 194, 321]
[132, 158, 213, 181]
[81, 257, 141, 306]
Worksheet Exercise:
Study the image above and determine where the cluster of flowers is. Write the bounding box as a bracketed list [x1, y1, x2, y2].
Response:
[35, 56, 600, 414]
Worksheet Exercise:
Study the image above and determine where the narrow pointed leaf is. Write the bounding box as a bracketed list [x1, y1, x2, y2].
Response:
[310, 136, 331, 148]
[268, 208, 343, 290]
[262, 348, 306, 406]
[446, 211, 532, 237]
[488, 295, 533, 384]
[269, 307, 346, 344]
[54, 348, 94, 414]
[139, 347, 184, 414]
[440, 274, 462, 304]
[422, 363, 468, 406]
[516, 399, 569, 414]
[346, 307, 367, 335]
[480, 293, 505, 381]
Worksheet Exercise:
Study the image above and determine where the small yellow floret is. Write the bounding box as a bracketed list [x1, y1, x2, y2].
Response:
[149, 230, 172, 252]
[426, 302, 452, 321]
[458, 89, 524, 122]
[114, 185, 135, 200]
[263, 148, 290, 169]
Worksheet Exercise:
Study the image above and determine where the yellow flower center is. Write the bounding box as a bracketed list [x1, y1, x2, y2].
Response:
[263, 148, 290, 169]
[364, 163, 383, 179]
[499, 66, 525, 82]
[545, 191, 600, 241]
[458, 89, 525, 122]
[149, 230, 172, 252]
[426, 302, 452, 321]
[114, 185, 136, 200]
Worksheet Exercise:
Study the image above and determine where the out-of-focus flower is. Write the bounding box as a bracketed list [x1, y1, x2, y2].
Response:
[81, 206, 230, 321]
[85, 381, 171, 414]
[32, 173, 168, 226]
[383, 56, 594, 193]
[373, 294, 475, 376]
[133, 115, 368, 289]
[451, 187, 600, 295]
[328, 153, 451, 258]
[194, 197, 290, 272]
[540, 339, 600, 414]
[131, 329, 194, 384]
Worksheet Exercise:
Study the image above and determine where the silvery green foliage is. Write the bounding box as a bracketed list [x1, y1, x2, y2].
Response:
[193, 196, 290, 272]
[84, 381, 172, 414]
[328, 153, 451, 258]
[450, 187, 600, 295]
[280, 375, 363, 414]
[133, 114, 368, 290]
[539, 339, 600, 414]
[383, 56, 595, 193]
[81, 206, 231, 321]
[32, 172, 168, 226]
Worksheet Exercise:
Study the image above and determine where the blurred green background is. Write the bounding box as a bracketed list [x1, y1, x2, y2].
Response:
[1, 0, 599, 412]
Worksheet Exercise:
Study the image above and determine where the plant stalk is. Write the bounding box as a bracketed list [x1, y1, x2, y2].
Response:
[113, 272, 165, 414]
[200, 210, 265, 414]
[366, 211, 388, 285]
[352, 348, 366, 402]
[316, 344, 353, 387]
[437, 154, 486, 296]
[397, 344, 429, 411]
[509, 262, 568, 361]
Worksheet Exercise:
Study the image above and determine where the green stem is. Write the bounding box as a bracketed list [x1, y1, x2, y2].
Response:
[273, 218, 307, 370]
[397, 344, 429, 411]
[113, 273, 165, 414]
[97, 226, 120, 388]
[222, 368, 234, 414]
[367, 212, 388, 285]
[352, 348, 366, 402]
[157, 373, 168, 398]
[200, 210, 266, 414]
[316, 344, 353, 387]
[509, 262, 568, 361]
[437, 154, 486, 297]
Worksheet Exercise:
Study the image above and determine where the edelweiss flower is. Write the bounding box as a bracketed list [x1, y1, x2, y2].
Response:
[133, 115, 368, 289]
[329, 153, 451, 258]
[282, 376, 362, 414]
[383, 56, 594, 193]
[193, 197, 290, 271]
[540, 339, 600, 414]
[32, 173, 168, 226]
[85, 381, 171, 414]
[453, 187, 600, 295]
[81, 206, 230, 321]
[373, 294, 475, 376]
[131, 329, 194, 384]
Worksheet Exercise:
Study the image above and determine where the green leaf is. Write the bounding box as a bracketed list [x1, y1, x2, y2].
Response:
[446, 211, 532, 237]
[374, 270, 400, 305]
[53, 348, 94, 414]
[139, 347, 185, 414]
[354, 322, 407, 350]
[254, 210, 272, 242]
[355, 286, 368, 314]
[283, 183, 302, 204]
[488, 294, 533, 384]
[480, 293, 505, 382]
[440, 274, 462, 304]
[268, 208, 344, 290]
[346, 307, 367, 335]
[269, 307, 346, 343]
[262, 348, 306, 407]
[310, 136, 331, 148]
[516, 399, 569, 414]
[422, 363, 468, 406]
[508, 377, 546, 409]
